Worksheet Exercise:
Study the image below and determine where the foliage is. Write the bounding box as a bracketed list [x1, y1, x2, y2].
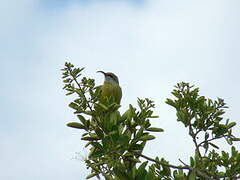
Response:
[62, 62, 240, 180]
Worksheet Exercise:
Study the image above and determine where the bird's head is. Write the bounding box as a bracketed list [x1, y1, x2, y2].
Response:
[97, 71, 119, 85]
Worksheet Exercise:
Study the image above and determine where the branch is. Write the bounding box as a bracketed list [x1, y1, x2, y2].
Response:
[198, 136, 224, 148]
[189, 124, 202, 159]
[178, 159, 217, 180]
[134, 152, 188, 170]
[133, 151, 216, 180]
[86, 162, 108, 179]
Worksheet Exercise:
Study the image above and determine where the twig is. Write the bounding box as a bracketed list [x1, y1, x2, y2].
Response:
[189, 124, 202, 159]
[134, 152, 188, 170]
[68, 66, 94, 113]
[197, 136, 224, 148]
[178, 159, 217, 180]
[133, 151, 217, 180]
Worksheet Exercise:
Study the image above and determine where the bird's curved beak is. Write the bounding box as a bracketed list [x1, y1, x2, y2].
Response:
[97, 70, 106, 75]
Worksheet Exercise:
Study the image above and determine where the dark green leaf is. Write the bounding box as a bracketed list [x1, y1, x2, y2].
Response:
[190, 157, 195, 166]
[166, 98, 176, 108]
[146, 127, 164, 132]
[69, 102, 79, 110]
[135, 127, 144, 139]
[227, 122, 236, 129]
[205, 132, 209, 141]
[231, 137, 240, 141]
[90, 142, 103, 150]
[135, 165, 148, 180]
[86, 172, 98, 179]
[77, 115, 86, 124]
[226, 138, 233, 145]
[138, 135, 155, 141]
[209, 142, 219, 149]
[67, 122, 85, 129]
[95, 128, 104, 139]
[188, 170, 196, 180]
[81, 136, 100, 141]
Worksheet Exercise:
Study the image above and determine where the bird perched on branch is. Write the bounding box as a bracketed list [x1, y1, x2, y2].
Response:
[97, 71, 122, 104]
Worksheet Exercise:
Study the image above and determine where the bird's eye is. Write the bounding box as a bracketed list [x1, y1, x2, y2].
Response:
[108, 74, 113, 78]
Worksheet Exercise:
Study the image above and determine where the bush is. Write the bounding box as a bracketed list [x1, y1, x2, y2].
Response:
[62, 62, 240, 180]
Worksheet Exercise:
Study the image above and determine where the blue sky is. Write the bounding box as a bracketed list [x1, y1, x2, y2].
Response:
[41, 0, 145, 8]
[1, 0, 240, 179]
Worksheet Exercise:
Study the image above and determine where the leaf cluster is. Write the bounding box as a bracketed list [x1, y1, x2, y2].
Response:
[62, 64, 240, 180]
[62, 62, 163, 179]
[166, 82, 240, 179]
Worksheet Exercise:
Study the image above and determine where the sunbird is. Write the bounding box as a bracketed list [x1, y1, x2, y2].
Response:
[97, 71, 122, 104]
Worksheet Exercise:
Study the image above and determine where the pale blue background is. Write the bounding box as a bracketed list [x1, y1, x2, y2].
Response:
[1, 0, 240, 179]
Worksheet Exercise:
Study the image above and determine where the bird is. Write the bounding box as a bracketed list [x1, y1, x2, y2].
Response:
[97, 71, 122, 104]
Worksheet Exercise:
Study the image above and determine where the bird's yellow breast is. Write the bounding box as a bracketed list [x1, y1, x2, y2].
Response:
[100, 82, 122, 104]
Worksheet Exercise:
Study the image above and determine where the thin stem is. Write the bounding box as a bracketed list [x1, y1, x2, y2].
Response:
[189, 124, 202, 159]
[198, 136, 224, 148]
[68, 67, 94, 113]
[87, 162, 109, 179]
[135, 152, 216, 179]
[135, 152, 188, 170]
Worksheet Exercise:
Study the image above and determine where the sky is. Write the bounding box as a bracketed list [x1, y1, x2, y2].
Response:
[1, 0, 240, 179]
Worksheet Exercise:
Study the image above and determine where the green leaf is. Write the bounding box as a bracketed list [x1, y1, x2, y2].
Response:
[67, 122, 85, 129]
[118, 135, 130, 147]
[135, 127, 144, 139]
[188, 170, 196, 180]
[75, 89, 84, 96]
[205, 132, 209, 141]
[69, 102, 79, 110]
[77, 115, 86, 124]
[86, 173, 98, 179]
[166, 98, 176, 108]
[203, 142, 209, 154]
[231, 137, 240, 141]
[138, 135, 155, 141]
[96, 103, 108, 111]
[110, 111, 119, 126]
[95, 128, 104, 139]
[226, 138, 233, 145]
[66, 91, 74, 96]
[172, 89, 182, 98]
[121, 109, 130, 121]
[81, 136, 100, 141]
[108, 103, 121, 111]
[90, 142, 103, 150]
[137, 161, 148, 174]
[227, 122, 236, 129]
[128, 157, 141, 163]
[113, 167, 129, 179]
[129, 104, 136, 119]
[209, 142, 219, 149]
[214, 124, 228, 136]
[136, 166, 147, 180]
[63, 78, 72, 83]
[145, 168, 155, 180]
[231, 146, 237, 156]
[129, 143, 144, 151]
[146, 127, 164, 132]
[148, 115, 159, 118]
[82, 111, 93, 116]
[190, 157, 195, 166]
